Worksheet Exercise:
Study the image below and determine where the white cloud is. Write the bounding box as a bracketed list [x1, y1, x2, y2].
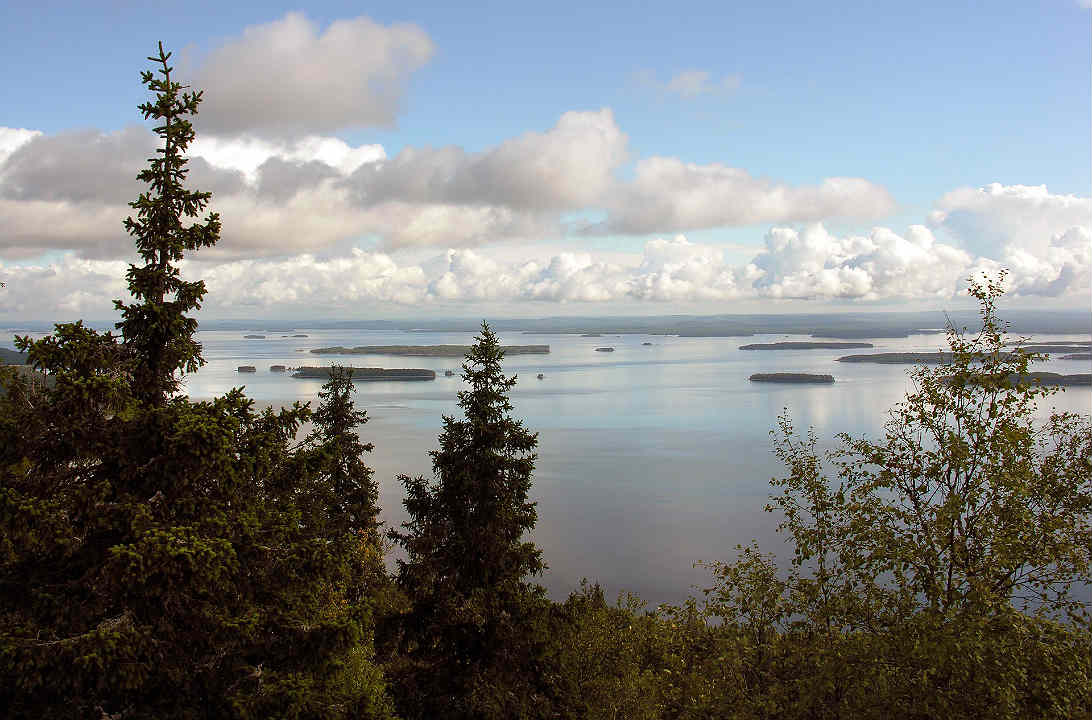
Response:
[190, 12, 434, 136]
[665, 70, 742, 98]
[348, 109, 628, 211]
[635, 69, 742, 98]
[0, 127, 41, 166]
[190, 135, 386, 181]
[928, 183, 1091, 297]
[14, 222, 1079, 320]
[753, 223, 973, 299]
[594, 157, 896, 234]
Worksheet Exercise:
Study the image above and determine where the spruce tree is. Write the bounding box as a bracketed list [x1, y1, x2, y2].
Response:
[116, 42, 220, 405]
[391, 321, 549, 719]
[0, 45, 394, 719]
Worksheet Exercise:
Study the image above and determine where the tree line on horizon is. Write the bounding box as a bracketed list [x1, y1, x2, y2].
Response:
[0, 45, 1089, 720]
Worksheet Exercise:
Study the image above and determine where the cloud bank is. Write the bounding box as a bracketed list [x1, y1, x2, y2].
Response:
[0, 108, 899, 258]
[190, 13, 434, 137]
[3, 199, 1087, 318]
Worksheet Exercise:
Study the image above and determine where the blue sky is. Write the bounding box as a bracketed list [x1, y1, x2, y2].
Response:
[0, 1, 1089, 319]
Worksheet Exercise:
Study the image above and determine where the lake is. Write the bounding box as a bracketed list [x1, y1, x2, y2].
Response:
[5, 326, 1090, 607]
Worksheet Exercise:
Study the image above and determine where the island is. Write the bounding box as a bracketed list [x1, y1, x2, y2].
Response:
[310, 344, 549, 357]
[594, 347, 615, 352]
[292, 366, 436, 381]
[237, 366, 257, 373]
[243, 334, 266, 339]
[1010, 345, 1092, 354]
[749, 373, 835, 384]
[0, 347, 28, 364]
[740, 341, 873, 350]
[837, 352, 951, 364]
[642, 342, 653, 346]
[1007, 372, 1091, 387]
[292, 334, 309, 338]
[580, 333, 601, 337]
[1061, 353, 1091, 360]
[270, 365, 287, 372]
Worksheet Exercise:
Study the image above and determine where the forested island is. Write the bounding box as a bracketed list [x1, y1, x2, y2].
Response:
[749, 373, 835, 383]
[837, 351, 954, 364]
[310, 344, 549, 356]
[740, 341, 873, 350]
[1015, 344, 1092, 354]
[292, 366, 436, 380]
[1008, 372, 1091, 387]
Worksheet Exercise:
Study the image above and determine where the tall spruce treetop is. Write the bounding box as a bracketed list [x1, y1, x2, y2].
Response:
[395, 321, 543, 595]
[306, 365, 382, 545]
[117, 42, 220, 404]
[391, 322, 547, 718]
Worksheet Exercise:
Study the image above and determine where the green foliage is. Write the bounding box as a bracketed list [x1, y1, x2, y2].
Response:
[302, 366, 382, 548]
[0, 47, 393, 719]
[390, 321, 549, 719]
[115, 42, 221, 406]
[694, 271, 1092, 718]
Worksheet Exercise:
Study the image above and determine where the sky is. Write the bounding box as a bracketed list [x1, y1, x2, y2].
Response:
[0, 0, 1089, 321]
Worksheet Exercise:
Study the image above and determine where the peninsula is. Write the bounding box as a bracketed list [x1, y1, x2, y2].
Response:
[292, 366, 436, 381]
[310, 344, 549, 357]
[0, 347, 28, 364]
[740, 341, 873, 350]
[749, 373, 835, 384]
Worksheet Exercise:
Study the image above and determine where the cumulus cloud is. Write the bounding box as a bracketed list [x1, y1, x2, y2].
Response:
[0, 127, 41, 165]
[190, 12, 434, 136]
[347, 109, 628, 211]
[753, 223, 973, 299]
[929, 183, 1091, 297]
[592, 157, 896, 234]
[190, 135, 385, 181]
[0, 112, 624, 257]
[9, 223, 1067, 320]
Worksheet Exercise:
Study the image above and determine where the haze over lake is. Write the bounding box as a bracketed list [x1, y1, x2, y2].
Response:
[12, 325, 1078, 607]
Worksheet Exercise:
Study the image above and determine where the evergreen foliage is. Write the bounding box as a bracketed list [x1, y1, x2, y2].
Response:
[390, 321, 550, 719]
[115, 43, 220, 406]
[303, 366, 382, 548]
[0, 45, 393, 719]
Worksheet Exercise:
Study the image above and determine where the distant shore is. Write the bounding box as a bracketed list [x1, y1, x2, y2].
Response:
[740, 341, 873, 350]
[310, 344, 550, 357]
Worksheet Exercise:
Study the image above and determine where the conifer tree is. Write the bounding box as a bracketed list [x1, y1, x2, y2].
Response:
[308, 366, 380, 535]
[391, 321, 549, 719]
[116, 42, 220, 405]
[0, 45, 394, 719]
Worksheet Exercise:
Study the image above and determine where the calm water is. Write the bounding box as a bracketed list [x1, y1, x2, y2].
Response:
[5, 326, 1090, 606]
